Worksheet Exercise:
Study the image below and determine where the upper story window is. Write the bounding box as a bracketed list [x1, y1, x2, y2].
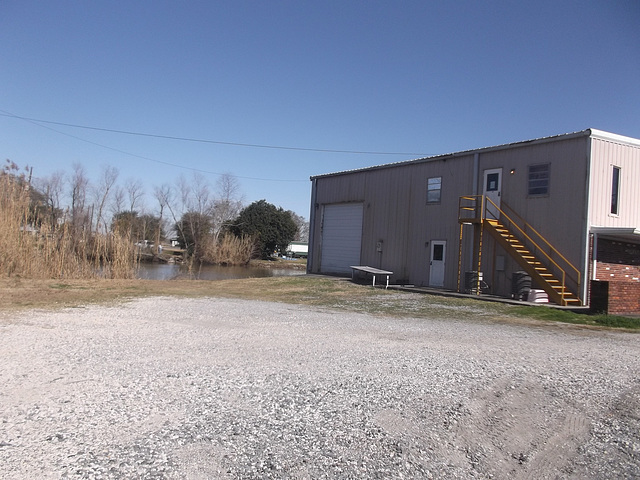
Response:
[427, 177, 442, 203]
[611, 166, 621, 215]
[528, 163, 550, 196]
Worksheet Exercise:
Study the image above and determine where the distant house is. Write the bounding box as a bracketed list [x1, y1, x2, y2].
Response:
[307, 129, 640, 315]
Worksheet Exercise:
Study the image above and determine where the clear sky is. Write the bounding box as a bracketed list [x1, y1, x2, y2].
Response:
[1, 1, 639, 219]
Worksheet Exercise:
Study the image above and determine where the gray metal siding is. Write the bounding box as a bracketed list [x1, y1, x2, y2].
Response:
[309, 155, 475, 286]
[308, 130, 638, 298]
[477, 136, 590, 273]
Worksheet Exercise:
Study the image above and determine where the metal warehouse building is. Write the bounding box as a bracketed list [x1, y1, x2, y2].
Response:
[307, 129, 640, 315]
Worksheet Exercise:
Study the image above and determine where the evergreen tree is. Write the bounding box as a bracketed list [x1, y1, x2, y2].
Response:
[231, 200, 298, 259]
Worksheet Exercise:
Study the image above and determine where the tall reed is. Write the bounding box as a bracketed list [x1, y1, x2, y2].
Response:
[0, 168, 136, 279]
[200, 233, 255, 265]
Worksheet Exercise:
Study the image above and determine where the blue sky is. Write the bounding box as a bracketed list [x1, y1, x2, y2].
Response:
[1, 1, 639, 219]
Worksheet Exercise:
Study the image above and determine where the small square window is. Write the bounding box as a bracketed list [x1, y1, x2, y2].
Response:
[528, 163, 550, 196]
[427, 177, 441, 203]
[486, 173, 500, 192]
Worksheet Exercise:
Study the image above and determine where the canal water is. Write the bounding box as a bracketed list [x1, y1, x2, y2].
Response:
[137, 263, 305, 281]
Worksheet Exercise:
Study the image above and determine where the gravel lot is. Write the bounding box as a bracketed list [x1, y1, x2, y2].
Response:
[1, 296, 639, 479]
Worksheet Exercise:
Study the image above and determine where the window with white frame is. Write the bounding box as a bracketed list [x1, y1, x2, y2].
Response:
[528, 163, 550, 196]
[611, 166, 621, 215]
[427, 176, 442, 203]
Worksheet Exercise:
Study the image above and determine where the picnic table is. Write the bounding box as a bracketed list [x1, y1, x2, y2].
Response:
[350, 266, 394, 289]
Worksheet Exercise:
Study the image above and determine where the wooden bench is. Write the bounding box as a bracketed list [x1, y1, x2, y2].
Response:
[350, 266, 393, 289]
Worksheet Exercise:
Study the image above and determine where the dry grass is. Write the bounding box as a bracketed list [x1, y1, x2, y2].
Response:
[0, 276, 351, 312]
[0, 168, 137, 279]
[200, 233, 255, 265]
[0, 275, 510, 321]
[1, 275, 638, 331]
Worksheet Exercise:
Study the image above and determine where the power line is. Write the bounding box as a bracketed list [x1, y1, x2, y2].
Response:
[0, 110, 308, 182]
[0, 111, 432, 156]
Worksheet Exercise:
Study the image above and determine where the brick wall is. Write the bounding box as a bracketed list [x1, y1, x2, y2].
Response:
[594, 262, 640, 282]
[609, 282, 640, 315]
[590, 238, 640, 314]
[591, 280, 640, 315]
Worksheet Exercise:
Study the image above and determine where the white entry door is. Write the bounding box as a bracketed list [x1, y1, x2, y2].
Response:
[483, 168, 502, 219]
[429, 240, 446, 287]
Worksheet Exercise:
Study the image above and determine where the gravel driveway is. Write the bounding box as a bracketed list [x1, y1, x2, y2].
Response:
[1, 297, 639, 479]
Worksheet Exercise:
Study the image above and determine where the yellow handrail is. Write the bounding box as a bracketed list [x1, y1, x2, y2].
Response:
[499, 199, 581, 283]
[483, 197, 581, 289]
[458, 195, 581, 299]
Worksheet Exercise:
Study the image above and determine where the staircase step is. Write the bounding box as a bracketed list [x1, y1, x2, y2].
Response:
[485, 212, 581, 306]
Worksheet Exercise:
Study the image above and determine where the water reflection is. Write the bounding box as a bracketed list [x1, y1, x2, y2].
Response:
[137, 263, 305, 281]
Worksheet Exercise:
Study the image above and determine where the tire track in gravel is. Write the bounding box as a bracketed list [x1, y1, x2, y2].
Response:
[448, 377, 591, 479]
[519, 412, 590, 479]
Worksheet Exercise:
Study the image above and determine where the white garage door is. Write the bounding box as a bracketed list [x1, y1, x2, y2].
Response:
[320, 203, 363, 274]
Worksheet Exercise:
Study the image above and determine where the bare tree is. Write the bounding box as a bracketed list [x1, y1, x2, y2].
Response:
[173, 174, 216, 259]
[69, 163, 90, 230]
[93, 166, 119, 233]
[153, 183, 173, 254]
[111, 185, 126, 218]
[176, 175, 191, 214]
[36, 170, 65, 227]
[212, 173, 244, 241]
[109, 178, 146, 234]
[289, 211, 309, 242]
[125, 178, 145, 212]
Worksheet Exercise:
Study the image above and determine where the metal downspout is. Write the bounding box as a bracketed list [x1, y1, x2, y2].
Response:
[307, 178, 317, 274]
[582, 134, 593, 303]
[472, 153, 479, 196]
[592, 233, 598, 281]
[470, 153, 480, 272]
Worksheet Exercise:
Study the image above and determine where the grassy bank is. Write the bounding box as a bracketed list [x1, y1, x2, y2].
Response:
[1, 275, 638, 330]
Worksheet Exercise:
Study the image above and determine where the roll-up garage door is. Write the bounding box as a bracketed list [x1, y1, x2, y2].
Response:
[320, 203, 363, 274]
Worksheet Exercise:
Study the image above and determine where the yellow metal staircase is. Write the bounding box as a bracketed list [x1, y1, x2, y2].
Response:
[484, 218, 581, 305]
[458, 196, 582, 306]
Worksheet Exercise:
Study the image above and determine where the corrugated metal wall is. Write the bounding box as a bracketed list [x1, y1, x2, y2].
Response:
[476, 136, 591, 296]
[309, 154, 476, 287]
[589, 137, 640, 227]
[309, 131, 638, 298]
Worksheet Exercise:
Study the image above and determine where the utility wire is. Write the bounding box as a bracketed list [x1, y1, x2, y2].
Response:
[0, 110, 312, 182]
[0, 111, 432, 157]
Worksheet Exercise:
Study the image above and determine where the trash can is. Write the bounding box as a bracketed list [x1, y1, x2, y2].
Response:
[512, 271, 531, 301]
[465, 271, 483, 295]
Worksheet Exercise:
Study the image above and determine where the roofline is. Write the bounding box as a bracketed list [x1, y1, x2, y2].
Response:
[591, 226, 640, 244]
[588, 128, 640, 147]
[591, 226, 640, 236]
[310, 128, 640, 180]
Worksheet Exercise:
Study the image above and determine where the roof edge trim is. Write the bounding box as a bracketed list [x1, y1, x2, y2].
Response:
[309, 128, 640, 181]
[588, 129, 640, 147]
